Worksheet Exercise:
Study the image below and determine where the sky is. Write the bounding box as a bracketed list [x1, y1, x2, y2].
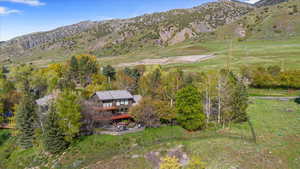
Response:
[0, 0, 260, 41]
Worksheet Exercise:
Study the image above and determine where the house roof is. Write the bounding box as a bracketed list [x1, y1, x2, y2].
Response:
[36, 94, 56, 106]
[95, 90, 134, 101]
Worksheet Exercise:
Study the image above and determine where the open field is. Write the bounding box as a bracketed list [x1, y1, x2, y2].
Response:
[94, 37, 300, 72]
[22, 36, 300, 71]
[163, 38, 300, 72]
[1, 98, 299, 169]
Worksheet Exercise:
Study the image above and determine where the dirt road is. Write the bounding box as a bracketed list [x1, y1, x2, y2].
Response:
[117, 54, 215, 67]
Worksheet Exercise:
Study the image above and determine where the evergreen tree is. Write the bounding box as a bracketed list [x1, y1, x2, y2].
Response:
[70, 56, 78, 74]
[102, 65, 116, 81]
[69, 56, 79, 78]
[232, 75, 249, 122]
[16, 90, 37, 149]
[219, 69, 249, 124]
[43, 105, 68, 154]
[175, 85, 206, 131]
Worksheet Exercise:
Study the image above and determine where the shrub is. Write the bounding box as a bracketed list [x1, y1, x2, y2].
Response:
[159, 156, 181, 169]
[187, 156, 206, 169]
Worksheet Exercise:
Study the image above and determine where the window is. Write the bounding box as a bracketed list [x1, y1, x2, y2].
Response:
[121, 100, 125, 105]
[103, 102, 112, 107]
[125, 100, 128, 105]
[116, 100, 120, 106]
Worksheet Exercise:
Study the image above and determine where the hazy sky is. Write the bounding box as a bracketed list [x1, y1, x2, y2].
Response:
[0, 0, 259, 41]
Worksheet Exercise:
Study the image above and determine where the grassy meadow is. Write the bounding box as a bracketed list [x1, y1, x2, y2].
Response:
[0, 98, 299, 169]
[20, 36, 300, 72]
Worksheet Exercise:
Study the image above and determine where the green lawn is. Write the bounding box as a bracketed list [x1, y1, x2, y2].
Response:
[0, 98, 299, 169]
[163, 37, 300, 72]
[248, 88, 300, 97]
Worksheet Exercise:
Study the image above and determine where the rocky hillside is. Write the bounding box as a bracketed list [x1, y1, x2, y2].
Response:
[0, 0, 254, 63]
[0, 0, 296, 64]
[215, 0, 300, 40]
[254, 0, 289, 7]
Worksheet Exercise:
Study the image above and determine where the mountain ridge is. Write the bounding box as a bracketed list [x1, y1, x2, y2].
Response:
[0, 0, 295, 64]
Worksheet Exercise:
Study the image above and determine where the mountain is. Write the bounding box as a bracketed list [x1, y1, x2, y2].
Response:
[0, 0, 254, 63]
[254, 0, 289, 7]
[215, 0, 300, 40]
[0, 0, 296, 64]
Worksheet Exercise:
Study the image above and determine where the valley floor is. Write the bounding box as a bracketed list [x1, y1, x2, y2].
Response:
[25, 37, 300, 71]
[0, 98, 300, 169]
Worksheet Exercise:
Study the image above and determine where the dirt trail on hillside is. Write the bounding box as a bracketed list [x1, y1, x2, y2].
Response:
[117, 54, 215, 67]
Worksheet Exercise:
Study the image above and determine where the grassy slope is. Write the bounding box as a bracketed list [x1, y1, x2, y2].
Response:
[0, 98, 299, 169]
[162, 37, 300, 72]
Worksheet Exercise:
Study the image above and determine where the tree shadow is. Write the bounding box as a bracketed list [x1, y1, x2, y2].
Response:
[294, 97, 300, 104]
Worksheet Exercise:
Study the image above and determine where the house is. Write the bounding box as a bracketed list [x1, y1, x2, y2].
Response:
[87, 90, 141, 116]
[35, 90, 142, 133]
[82, 90, 141, 129]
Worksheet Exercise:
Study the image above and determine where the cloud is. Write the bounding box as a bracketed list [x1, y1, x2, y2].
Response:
[0, 0, 45, 6]
[244, 0, 260, 4]
[0, 6, 21, 15]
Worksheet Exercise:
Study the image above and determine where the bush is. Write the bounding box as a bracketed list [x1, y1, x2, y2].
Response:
[187, 156, 206, 169]
[159, 156, 181, 169]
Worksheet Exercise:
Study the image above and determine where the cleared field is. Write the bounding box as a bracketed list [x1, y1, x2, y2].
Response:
[117, 54, 214, 67]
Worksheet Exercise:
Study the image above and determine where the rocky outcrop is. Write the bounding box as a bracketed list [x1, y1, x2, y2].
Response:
[169, 28, 194, 45]
[254, 0, 289, 7]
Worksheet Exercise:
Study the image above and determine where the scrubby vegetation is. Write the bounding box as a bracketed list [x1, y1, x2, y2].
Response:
[241, 65, 300, 89]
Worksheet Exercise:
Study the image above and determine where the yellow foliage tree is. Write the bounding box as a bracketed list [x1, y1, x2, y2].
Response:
[159, 156, 181, 169]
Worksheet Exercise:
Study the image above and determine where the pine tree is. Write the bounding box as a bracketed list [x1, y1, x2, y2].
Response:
[69, 56, 79, 76]
[43, 105, 68, 154]
[16, 90, 37, 149]
[232, 75, 249, 122]
[219, 69, 249, 125]
[102, 65, 116, 87]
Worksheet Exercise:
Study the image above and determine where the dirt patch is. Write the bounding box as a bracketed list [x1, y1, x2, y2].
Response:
[117, 54, 215, 67]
